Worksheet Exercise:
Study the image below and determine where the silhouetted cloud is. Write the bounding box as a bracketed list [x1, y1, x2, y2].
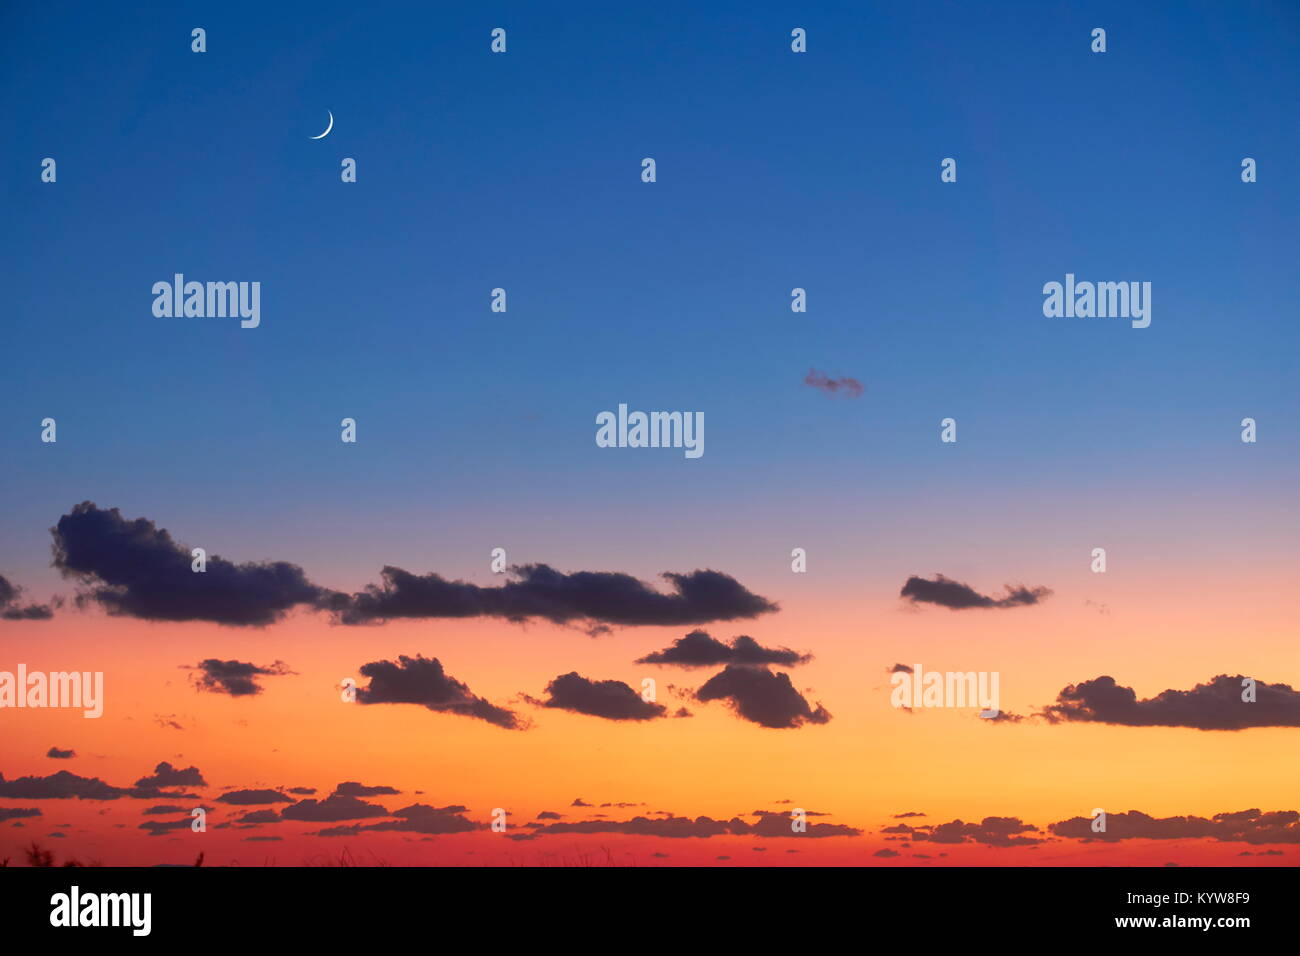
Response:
[280, 792, 391, 822]
[900, 574, 1051, 610]
[914, 817, 1042, 847]
[356, 654, 521, 729]
[1040, 674, 1300, 730]
[804, 368, 864, 398]
[0, 768, 197, 801]
[331, 564, 777, 629]
[333, 782, 400, 798]
[140, 816, 197, 836]
[521, 808, 859, 840]
[0, 807, 41, 822]
[51, 502, 329, 626]
[636, 630, 811, 668]
[215, 789, 293, 806]
[186, 658, 293, 696]
[535, 672, 666, 721]
[1050, 808, 1300, 844]
[695, 665, 831, 728]
[134, 762, 207, 790]
[0, 574, 57, 620]
[46, 747, 75, 759]
[313, 803, 479, 837]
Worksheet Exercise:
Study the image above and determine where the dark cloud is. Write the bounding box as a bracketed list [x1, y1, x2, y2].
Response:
[356, 655, 521, 729]
[636, 630, 811, 668]
[1050, 808, 1300, 844]
[874, 848, 900, 858]
[0, 573, 57, 620]
[0, 769, 197, 801]
[900, 574, 1051, 610]
[804, 368, 864, 398]
[140, 816, 196, 836]
[537, 811, 563, 820]
[521, 809, 859, 840]
[915, 817, 1042, 847]
[695, 665, 831, 729]
[0, 807, 41, 822]
[215, 789, 293, 806]
[46, 747, 75, 760]
[234, 809, 282, 824]
[893, 811, 926, 818]
[313, 803, 479, 837]
[280, 792, 391, 822]
[331, 564, 777, 629]
[1040, 674, 1300, 730]
[134, 762, 207, 790]
[535, 672, 666, 721]
[889, 664, 913, 674]
[286, 787, 316, 795]
[51, 502, 329, 626]
[333, 781, 400, 798]
[142, 805, 188, 815]
[187, 658, 293, 696]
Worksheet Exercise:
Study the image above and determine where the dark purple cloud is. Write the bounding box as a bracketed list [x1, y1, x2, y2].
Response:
[280, 792, 391, 822]
[0, 573, 57, 620]
[900, 574, 1051, 610]
[215, 788, 293, 806]
[1040, 674, 1300, 730]
[803, 369, 864, 398]
[51, 502, 328, 626]
[535, 672, 666, 721]
[331, 564, 777, 629]
[1050, 808, 1300, 844]
[695, 665, 830, 729]
[636, 630, 811, 668]
[187, 658, 293, 696]
[356, 655, 520, 729]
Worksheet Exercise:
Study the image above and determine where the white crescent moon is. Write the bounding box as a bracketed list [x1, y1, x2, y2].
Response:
[310, 111, 334, 139]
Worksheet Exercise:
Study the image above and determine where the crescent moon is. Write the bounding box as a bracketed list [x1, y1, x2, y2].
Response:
[310, 111, 334, 140]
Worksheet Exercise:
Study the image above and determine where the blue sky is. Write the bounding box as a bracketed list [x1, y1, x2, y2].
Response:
[2, 0, 1297, 591]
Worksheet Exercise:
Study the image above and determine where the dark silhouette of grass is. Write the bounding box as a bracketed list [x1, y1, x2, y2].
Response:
[506, 845, 635, 867]
[20, 841, 101, 868]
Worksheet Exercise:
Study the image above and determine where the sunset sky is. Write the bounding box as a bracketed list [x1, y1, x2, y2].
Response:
[1, 1, 1297, 866]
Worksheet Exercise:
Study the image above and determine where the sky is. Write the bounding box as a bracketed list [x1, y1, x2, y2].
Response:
[1, 0, 1298, 866]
